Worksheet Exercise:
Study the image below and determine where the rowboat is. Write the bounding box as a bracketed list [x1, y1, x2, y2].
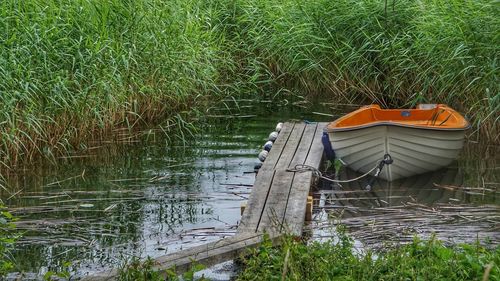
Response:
[324, 104, 470, 181]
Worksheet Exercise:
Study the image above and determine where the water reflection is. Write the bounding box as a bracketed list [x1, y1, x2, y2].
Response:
[1, 100, 498, 278]
[313, 142, 499, 247]
[5, 132, 256, 276]
[2, 100, 333, 278]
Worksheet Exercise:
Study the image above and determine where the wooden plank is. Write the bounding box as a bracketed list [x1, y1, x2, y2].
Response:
[304, 123, 327, 168]
[237, 123, 295, 234]
[256, 169, 294, 234]
[154, 233, 258, 264]
[283, 123, 325, 235]
[82, 233, 280, 281]
[154, 233, 262, 267]
[82, 269, 118, 281]
[261, 122, 295, 171]
[274, 123, 306, 170]
[237, 169, 275, 233]
[154, 234, 280, 276]
[288, 123, 318, 168]
[256, 124, 306, 233]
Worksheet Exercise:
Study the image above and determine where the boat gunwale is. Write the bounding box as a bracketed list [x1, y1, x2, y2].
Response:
[325, 104, 470, 132]
[324, 122, 471, 132]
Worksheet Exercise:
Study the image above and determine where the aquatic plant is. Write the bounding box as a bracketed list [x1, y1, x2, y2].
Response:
[0, 0, 230, 169]
[1, 0, 498, 170]
[229, 0, 498, 133]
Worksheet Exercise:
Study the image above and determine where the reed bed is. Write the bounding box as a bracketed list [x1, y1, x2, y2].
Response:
[1, 0, 498, 170]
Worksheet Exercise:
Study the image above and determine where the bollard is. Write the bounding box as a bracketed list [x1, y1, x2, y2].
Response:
[305, 196, 313, 221]
[240, 201, 247, 215]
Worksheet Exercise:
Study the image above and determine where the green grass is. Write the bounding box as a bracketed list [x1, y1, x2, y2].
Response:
[0, 202, 19, 276]
[1, 0, 498, 169]
[117, 257, 207, 281]
[238, 230, 499, 281]
[112, 229, 499, 281]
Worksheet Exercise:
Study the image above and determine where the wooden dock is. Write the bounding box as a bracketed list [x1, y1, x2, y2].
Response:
[83, 122, 326, 280]
[237, 122, 325, 236]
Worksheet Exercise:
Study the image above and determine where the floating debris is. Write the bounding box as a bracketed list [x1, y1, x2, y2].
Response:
[79, 204, 95, 208]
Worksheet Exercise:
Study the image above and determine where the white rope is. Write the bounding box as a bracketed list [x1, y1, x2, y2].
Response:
[287, 162, 380, 183]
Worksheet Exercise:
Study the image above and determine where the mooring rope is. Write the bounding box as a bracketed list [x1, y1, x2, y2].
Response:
[286, 162, 380, 183]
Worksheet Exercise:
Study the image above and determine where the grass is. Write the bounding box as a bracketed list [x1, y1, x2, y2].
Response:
[0, 202, 19, 276]
[0, 0, 498, 171]
[117, 257, 207, 281]
[237, 229, 499, 281]
[112, 229, 499, 281]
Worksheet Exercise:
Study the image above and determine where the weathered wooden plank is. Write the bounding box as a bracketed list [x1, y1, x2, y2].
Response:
[282, 173, 312, 235]
[81, 269, 118, 281]
[82, 233, 279, 281]
[288, 123, 318, 168]
[154, 233, 257, 264]
[261, 122, 295, 171]
[237, 123, 295, 234]
[153, 233, 263, 269]
[154, 233, 280, 276]
[237, 169, 275, 233]
[283, 123, 325, 235]
[274, 123, 306, 170]
[256, 169, 294, 234]
[304, 123, 327, 168]
[256, 124, 306, 233]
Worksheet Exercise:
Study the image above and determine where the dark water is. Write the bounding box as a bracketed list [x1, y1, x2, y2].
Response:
[1, 101, 498, 278]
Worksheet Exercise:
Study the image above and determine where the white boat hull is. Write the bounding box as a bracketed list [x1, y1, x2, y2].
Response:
[328, 126, 465, 181]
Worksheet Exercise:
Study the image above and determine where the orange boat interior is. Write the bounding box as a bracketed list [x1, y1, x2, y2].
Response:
[327, 104, 469, 131]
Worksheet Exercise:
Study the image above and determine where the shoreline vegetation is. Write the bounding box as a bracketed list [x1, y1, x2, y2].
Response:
[1, 0, 499, 171]
[114, 230, 499, 281]
[235, 231, 499, 281]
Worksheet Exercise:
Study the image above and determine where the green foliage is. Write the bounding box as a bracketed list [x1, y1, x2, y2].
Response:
[237, 230, 499, 281]
[0, 0, 233, 167]
[118, 257, 164, 281]
[43, 261, 71, 281]
[0, 202, 20, 277]
[333, 159, 343, 175]
[118, 257, 207, 281]
[0, 0, 498, 167]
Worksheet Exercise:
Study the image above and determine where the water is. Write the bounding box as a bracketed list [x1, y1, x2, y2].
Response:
[311, 138, 499, 247]
[1, 100, 333, 278]
[1, 101, 498, 278]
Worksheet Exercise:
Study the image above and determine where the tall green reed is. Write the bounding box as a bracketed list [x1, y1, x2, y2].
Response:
[0, 0, 498, 170]
[0, 0, 233, 168]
